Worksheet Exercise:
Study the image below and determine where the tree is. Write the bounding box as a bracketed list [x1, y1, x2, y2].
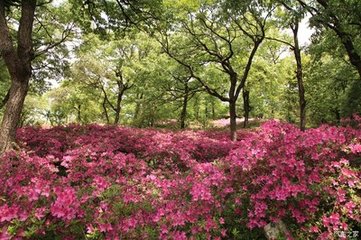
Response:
[71, 54, 129, 124]
[70, 34, 170, 124]
[306, 33, 359, 124]
[0, 1, 74, 153]
[160, 0, 273, 140]
[160, 64, 203, 129]
[0, 0, 162, 153]
[267, 0, 307, 130]
[239, 32, 291, 122]
[0, 0, 37, 153]
[41, 80, 102, 125]
[290, 16, 307, 131]
[127, 37, 190, 128]
[297, 0, 361, 80]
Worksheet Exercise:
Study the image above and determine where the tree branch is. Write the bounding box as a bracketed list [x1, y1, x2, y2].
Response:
[265, 36, 294, 48]
[235, 40, 263, 99]
[34, 23, 74, 59]
[157, 33, 229, 102]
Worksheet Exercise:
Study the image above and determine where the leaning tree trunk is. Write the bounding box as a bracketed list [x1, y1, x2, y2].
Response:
[0, 0, 36, 154]
[292, 22, 306, 131]
[113, 86, 127, 125]
[0, 79, 29, 152]
[229, 100, 237, 141]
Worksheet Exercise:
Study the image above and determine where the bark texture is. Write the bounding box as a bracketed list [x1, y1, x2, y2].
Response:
[180, 84, 189, 129]
[291, 21, 306, 131]
[229, 100, 237, 141]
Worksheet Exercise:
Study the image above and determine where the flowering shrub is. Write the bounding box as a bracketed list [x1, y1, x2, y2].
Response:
[0, 120, 360, 239]
[226, 120, 361, 239]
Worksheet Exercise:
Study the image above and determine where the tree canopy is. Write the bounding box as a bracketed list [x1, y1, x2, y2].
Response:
[0, 0, 360, 147]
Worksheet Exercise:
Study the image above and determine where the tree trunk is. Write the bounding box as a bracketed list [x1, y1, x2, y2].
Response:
[102, 96, 110, 124]
[229, 100, 237, 141]
[113, 89, 125, 124]
[243, 89, 250, 128]
[114, 79, 127, 125]
[194, 96, 200, 121]
[292, 22, 306, 131]
[114, 101, 121, 124]
[211, 100, 215, 119]
[114, 110, 120, 124]
[338, 33, 361, 80]
[75, 104, 82, 123]
[133, 92, 143, 122]
[180, 90, 188, 129]
[0, 79, 28, 152]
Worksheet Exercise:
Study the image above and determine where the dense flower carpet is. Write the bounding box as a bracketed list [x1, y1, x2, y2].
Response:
[0, 118, 360, 239]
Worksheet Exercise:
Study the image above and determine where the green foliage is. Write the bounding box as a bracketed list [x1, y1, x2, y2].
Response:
[306, 29, 361, 125]
[342, 80, 361, 117]
[69, 0, 162, 36]
[3, 0, 360, 129]
[0, 60, 10, 118]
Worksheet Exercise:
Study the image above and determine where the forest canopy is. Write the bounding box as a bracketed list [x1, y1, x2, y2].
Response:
[0, 0, 360, 143]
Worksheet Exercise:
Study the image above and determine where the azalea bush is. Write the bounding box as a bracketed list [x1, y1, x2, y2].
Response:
[226, 119, 361, 239]
[0, 119, 360, 239]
